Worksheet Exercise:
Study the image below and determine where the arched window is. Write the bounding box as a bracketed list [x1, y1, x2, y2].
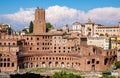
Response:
[4, 43, 6, 45]
[13, 43, 15, 45]
[104, 58, 108, 65]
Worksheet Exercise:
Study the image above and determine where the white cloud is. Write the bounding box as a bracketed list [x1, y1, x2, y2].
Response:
[46, 5, 85, 28]
[0, 5, 120, 29]
[86, 7, 120, 25]
[0, 8, 35, 29]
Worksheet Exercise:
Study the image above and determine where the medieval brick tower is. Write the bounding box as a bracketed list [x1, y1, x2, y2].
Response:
[33, 7, 46, 34]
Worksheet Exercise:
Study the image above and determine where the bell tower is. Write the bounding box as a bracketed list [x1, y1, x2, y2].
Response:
[33, 7, 46, 34]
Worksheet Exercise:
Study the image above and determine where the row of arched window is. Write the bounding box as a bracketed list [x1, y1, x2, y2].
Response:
[27, 56, 75, 61]
[0, 42, 16, 46]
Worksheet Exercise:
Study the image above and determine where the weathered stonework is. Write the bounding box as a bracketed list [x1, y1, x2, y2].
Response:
[33, 7, 46, 34]
[0, 8, 117, 72]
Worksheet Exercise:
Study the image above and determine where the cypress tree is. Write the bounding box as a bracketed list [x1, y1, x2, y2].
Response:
[29, 21, 33, 33]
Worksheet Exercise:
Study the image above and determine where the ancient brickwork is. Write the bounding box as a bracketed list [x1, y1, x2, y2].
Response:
[33, 8, 46, 34]
[0, 8, 117, 72]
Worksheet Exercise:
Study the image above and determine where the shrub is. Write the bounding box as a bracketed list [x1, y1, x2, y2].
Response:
[115, 61, 120, 68]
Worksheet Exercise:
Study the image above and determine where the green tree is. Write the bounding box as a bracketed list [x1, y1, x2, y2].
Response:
[46, 22, 53, 32]
[100, 75, 116, 78]
[105, 33, 109, 37]
[99, 33, 104, 36]
[29, 21, 33, 33]
[22, 29, 29, 34]
[115, 61, 120, 68]
[51, 71, 84, 78]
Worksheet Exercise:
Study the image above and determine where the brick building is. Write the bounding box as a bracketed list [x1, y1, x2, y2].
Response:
[0, 8, 117, 72]
[0, 36, 21, 72]
[33, 7, 46, 34]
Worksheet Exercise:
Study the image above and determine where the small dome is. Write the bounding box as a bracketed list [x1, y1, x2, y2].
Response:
[73, 21, 80, 25]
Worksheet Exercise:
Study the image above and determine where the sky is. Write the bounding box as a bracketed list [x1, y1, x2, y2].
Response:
[0, 0, 120, 30]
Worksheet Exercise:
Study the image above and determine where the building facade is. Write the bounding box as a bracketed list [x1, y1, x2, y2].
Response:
[72, 19, 120, 37]
[117, 37, 120, 61]
[0, 8, 117, 72]
[87, 36, 110, 50]
[0, 35, 21, 72]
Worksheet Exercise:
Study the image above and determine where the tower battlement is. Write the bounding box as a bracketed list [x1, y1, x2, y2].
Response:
[33, 7, 46, 34]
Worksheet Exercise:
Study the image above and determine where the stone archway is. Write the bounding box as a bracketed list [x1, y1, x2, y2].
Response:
[55, 62, 59, 67]
[24, 62, 28, 68]
[67, 62, 70, 68]
[20, 63, 24, 69]
[72, 63, 74, 68]
[36, 63, 39, 68]
[48, 62, 52, 67]
[31, 63, 33, 68]
[104, 58, 108, 65]
[92, 65, 95, 71]
[61, 62, 64, 68]
[19, 63, 22, 69]
[42, 62, 46, 68]
[27, 63, 30, 68]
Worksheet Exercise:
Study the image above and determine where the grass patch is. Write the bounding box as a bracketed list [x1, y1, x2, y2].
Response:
[21, 67, 81, 74]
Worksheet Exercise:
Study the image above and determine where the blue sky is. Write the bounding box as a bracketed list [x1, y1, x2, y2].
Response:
[0, 0, 120, 14]
[0, 0, 120, 29]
